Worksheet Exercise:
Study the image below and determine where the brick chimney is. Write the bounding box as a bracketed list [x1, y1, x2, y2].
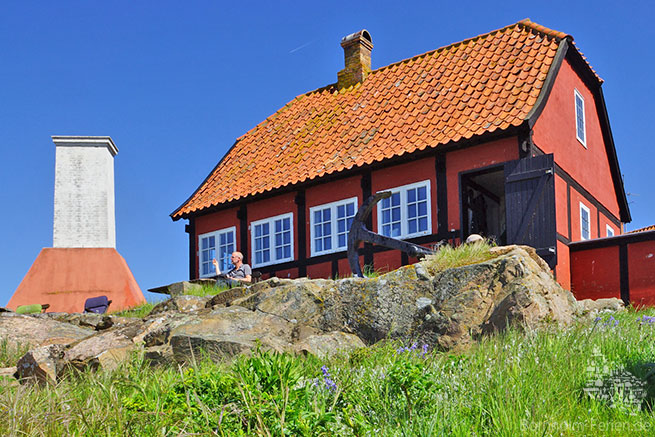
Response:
[337, 30, 373, 89]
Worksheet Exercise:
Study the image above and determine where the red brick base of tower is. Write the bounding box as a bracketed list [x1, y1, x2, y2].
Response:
[7, 248, 145, 313]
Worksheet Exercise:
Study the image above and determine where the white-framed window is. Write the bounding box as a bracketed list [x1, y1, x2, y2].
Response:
[309, 197, 358, 256]
[198, 226, 236, 278]
[574, 89, 586, 147]
[377, 180, 431, 239]
[251, 213, 294, 267]
[580, 203, 591, 241]
[606, 224, 615, 237]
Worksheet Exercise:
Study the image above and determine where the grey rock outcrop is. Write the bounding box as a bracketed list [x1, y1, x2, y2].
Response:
[0, 312, 93, 348]
[2, 245, 621, 384]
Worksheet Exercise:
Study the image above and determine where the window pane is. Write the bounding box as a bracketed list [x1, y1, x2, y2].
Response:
[337, 205, 345, 217]
[382, 197, 390, 209]
[408, 203, 417, 218]
[392, 192, 400, 206]
[418, 202, 427, 216]
[383, 210, 390, 223]
[419, 217, 428, 231]
[418, 186, 427, 199]
[347, 203, 355, 216]
[392, 207, 400, 222]
[408, 189, 416, 203]
[338, 234, 346, 247]
[392, 222, 401, 237]
[409, 220, 417, 235]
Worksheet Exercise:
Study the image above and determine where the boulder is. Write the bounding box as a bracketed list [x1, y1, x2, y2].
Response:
[169, 306, 294, 362]
[64, 329, 135, 372]
[150, 295, 212, 315]
[0, 312, 93, 349]
[148, 279, 216, 297]
[294, 331, 365, 358]
[15, 344, 66, 384]
[41, 313, 114, 331]
[576, 298, 626, 320]
[205, 286, 251, 308]
[412, 245, 578, 349]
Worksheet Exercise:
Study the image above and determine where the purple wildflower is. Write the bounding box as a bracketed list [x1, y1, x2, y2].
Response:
[602, 316, 619, 327]
[638, 315, 655, 325]
[321, 365, 337, 392]
[421, 344, 429, 357]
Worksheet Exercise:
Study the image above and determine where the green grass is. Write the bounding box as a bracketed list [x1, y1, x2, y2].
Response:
[3, 308, 655, 435]
[0, 338, 29, 368]
[183, 283, 230, 297]
[423, 240, 496, 274]
[110, 302, 155, 318]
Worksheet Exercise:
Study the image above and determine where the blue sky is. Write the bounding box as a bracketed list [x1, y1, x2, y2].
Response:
[1, 1, 653, 306]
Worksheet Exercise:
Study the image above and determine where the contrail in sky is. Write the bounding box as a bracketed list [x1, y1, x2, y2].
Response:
[289, 41, 314, 54]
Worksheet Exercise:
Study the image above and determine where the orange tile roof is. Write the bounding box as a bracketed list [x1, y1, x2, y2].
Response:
[173, 19, 581, 219]
[627, 225, 655, 234]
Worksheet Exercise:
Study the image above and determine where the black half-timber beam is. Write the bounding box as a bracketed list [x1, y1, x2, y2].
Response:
[556, 233, 571, 245]
[361, 171, 374, 268]
[568, 229, 655, 252]
[619, 244, 630, 306]
[435, 153, 448, 235]
[237, 205, 248, 261]
[295, 190, 307, 277]
[566, 182, 572, 240]
[185, 218, 196, 280]
[554, 164, 621, 229]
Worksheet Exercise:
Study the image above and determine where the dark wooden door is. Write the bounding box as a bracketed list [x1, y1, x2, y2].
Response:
[504, 154, 557, 268]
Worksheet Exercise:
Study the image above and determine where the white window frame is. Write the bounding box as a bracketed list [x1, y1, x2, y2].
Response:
[198, 226, 236, 278]
[376, 180, 432, 240]
[580, 203, 591, 241]
[606, 224, 615, 238]
[250, 212, 294, 268]
[574, 89, 587, 148]
[309, 197, 358, 257]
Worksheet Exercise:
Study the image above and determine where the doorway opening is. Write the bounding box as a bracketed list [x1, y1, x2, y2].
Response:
[461, 166, 506, 245]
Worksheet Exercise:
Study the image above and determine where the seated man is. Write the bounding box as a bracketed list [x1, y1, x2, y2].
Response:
[212, 251, 252, 287]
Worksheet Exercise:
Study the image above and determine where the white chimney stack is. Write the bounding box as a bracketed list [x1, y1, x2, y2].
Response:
[52, 135, 118, 248]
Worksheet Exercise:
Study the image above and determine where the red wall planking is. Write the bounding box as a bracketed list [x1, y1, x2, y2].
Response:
[628, 241, 655, 307]
[570, 246, 621, 300]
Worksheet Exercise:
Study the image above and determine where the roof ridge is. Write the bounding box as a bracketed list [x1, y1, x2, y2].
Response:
[517, 18, 571, 41]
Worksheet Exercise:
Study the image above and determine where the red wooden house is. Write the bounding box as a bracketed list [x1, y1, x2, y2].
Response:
[171, 19, 630, 291]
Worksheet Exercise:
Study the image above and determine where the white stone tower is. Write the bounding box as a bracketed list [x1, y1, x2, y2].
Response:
[52, 136, 117, 248]
[8, 135, 145, 313]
